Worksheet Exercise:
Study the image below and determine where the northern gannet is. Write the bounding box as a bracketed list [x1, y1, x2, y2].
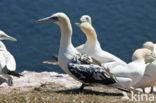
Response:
[37, 12, 130, 92]
[75, 15, 127, 69]
[134, 41, 156, 93]
[0, 30, 22, 86]
[109, 48, 156, 88]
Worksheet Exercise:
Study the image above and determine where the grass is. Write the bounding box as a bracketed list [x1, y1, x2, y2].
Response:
[0, 87, 155, 103]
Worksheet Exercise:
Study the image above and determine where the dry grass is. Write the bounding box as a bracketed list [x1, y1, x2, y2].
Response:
[0, 87, 155, 103]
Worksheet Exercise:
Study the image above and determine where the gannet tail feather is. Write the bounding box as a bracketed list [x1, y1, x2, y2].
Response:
[75, 23, 80, 27]
[43, 60, 58, 65]
[52, 55, 58, 61]
[2, 66, 23, 77]
[108, 82, 131, 93]
[7, 71, 23, 77]
[43, 54, 58, 65]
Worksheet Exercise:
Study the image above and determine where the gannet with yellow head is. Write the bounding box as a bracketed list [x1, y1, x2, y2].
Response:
[75, 15, 127, 69]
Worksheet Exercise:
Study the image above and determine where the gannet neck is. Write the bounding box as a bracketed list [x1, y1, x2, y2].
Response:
[86, 32, 97, 46]
[59, 19, 73, 48]
[81, 23, 97, 45]
[0, 41, 7, 51]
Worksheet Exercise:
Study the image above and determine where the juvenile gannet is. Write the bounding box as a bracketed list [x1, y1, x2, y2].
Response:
[134, 41, 156, 93]
[43, 15, 127, 69]
[0, 30, 22, 86]
[37, 12, 130, 92]
[109, 48, 156, 88]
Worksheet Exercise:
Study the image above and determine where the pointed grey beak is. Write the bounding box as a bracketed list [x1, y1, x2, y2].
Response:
[5, 35, 17, 42]
[148, 53, 156, 60]
[37, 16, 52, 23]
[75, 22, 80, 27]
[37, 16, 58, 23]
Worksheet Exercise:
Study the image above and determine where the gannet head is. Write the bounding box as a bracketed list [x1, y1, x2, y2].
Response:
[143, 41, 154, 51]
[75, 15, 97, 42]
[0, 30, 17, 41]
[80, 15, 92, 24]
[37, 12, 71, 27]
[132, 48, 156, 63]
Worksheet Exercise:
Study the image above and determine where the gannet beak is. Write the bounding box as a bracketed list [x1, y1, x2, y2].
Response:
[37, 16, 58, 23]
[37, 16, 52, 23]
[148, 53, 156, 60]
[4, 35, 17, 42]
[75, 23, 80, 27]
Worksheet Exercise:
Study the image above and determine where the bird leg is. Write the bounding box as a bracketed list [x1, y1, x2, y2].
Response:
[79, 84, 87, 92]
[7, 76, 13, 86]
[2, 74, 13, 86]
[150, 86, 154, 94]
[142, 88, 145, 93]
[0, 75, 7, 83]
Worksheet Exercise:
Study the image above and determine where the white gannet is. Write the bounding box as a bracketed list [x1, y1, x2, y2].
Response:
[75, 15, 127, 69]
[43, 15, 127, 70]
[109, 48, 156, 88]
[0, 30, 22, 86]
[133, 41, 156, 93]
[37, 12, 130, 92]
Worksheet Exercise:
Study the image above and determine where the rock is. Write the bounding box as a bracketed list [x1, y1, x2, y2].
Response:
[0, 71, 81, 94]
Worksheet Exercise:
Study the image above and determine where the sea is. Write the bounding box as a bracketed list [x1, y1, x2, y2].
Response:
[0, 0, 156, 73]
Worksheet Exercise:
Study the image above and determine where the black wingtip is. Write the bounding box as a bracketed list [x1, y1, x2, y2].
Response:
[117, 87, 131, 93]
[7, 71, 23, 77]
[52, 55, 58, 61]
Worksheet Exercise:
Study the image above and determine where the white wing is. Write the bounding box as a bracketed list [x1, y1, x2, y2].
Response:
[109, 61, 146, 87]
[2, 51, 16, 71]
[0, 52, 5, 73]
[76, 44, 85, 53]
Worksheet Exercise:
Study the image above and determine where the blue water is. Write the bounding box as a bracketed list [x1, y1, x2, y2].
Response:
[0, 0, 156, 72]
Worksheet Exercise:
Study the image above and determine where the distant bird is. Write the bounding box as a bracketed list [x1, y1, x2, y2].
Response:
[134, 41, 156, 93]
[0, 30, 22, 86]
[37, 12, 130, 92]
[43, 15, 127, 70]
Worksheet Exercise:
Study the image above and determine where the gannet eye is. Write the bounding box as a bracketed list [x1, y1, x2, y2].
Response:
[50, 16, 59, 21]
[0, 35, 6, 38]
[85, 17, 89, 22]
